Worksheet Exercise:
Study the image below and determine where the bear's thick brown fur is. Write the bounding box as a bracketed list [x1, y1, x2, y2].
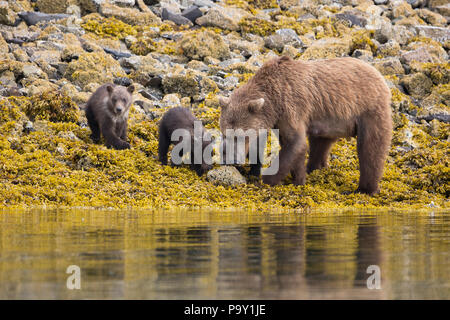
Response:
[85, 83, 134, 150]
[219, 56, 392, 195]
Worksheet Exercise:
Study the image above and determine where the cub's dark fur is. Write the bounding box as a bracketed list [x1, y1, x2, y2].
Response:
[85, 83, 134, 150]
[158, 107, 213, 176]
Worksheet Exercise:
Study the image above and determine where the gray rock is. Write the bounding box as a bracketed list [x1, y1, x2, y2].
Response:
[415, 26, 450, 45]
[207, 166, 246, 186]
[113, 77, 132, 87]
[373, 0, 388, 4]
[18, 11, 70, 26]
[400, 47, 434, 64]
[265, 28, 303, 52]
[162, 8, 193, 26]
[111, 0, 135, 6]
[103, 47, 132, 60]
[182, 5, 202, 23]
[406, 0, 426, 9]
[418, 113, 450, 123]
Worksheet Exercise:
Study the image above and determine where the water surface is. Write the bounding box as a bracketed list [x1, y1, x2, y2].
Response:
[0, 209, 448, 299]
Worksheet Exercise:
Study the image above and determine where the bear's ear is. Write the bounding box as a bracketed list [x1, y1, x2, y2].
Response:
[106, 84, 114, 95]
[248, 98, 264, 113]
[127, 85, 135, 94]
[218, 96, 230, 109]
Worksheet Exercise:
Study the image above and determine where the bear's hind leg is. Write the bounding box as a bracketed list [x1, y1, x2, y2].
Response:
[356, 114, 391, 195]
[306, 136, 337, 174]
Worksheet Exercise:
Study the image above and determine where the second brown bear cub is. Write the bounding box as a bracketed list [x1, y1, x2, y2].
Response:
[85, 83, 134, 150]
[159, 107, 213, 176]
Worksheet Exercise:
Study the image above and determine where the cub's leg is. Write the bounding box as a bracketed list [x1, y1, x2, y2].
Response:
[158, 127, 170, 165]
[117, 120, 128, 141]
[86, 106, 100, 143]
[306, 136, 337, 174]
[100, 117, 130, 150]
[356, 113, 392, 195]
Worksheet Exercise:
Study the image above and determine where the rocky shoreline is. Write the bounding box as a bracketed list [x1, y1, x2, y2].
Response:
[0, 0, 448, 210]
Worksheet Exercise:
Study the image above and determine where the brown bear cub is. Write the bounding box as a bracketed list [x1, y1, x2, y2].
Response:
[219, 56, 392, 195]
[158, 107, 213, 176]
[85, 83, 134, 150]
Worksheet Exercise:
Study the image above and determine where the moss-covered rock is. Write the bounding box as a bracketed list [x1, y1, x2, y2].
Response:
[100, 2, 160, 26]
[401, 72, 433, 99]
[179, 30, 231, 61]
[64, 51, 125, 88]
[301, 37, 351, 60]
[24, 91, 80, 123]
[207, 166, 246, 186]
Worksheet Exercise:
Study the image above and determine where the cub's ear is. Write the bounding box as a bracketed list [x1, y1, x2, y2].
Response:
[248, 98, 264, 113]
[218, 96, 230, 109]
[127, 85, 135, 94]
[106, 84, 114, 94]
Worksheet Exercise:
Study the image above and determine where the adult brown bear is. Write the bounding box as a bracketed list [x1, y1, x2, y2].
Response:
[219, 56, 392, 195]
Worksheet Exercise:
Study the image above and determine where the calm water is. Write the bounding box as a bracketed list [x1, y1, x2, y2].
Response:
[0, 209, 448, 299]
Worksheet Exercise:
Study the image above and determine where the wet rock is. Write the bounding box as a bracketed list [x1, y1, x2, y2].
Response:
[182, 6, 202, 23]
[195, 6, 250, 31]
[400, 72, 433, 99]
[373, 57, 404, 75]
[179, 30, 231, 61]
[18, 11, 70, 26]
[207, 166, 246, 186]
[162, 8, 193, 26]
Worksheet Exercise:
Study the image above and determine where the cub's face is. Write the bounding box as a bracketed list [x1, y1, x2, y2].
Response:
[106, 85, 135, 117]
[219, 95, 265, 160]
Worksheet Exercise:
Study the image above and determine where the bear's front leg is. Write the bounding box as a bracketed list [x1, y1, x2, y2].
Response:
[263, 133, 306, 186]
[101, 118, 131, 150]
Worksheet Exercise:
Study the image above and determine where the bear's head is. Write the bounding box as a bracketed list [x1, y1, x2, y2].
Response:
[218, 94, 266, 164]
[106, 84, 135, 117]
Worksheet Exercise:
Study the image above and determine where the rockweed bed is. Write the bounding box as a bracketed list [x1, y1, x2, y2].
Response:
[0, 0, 448, 211]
